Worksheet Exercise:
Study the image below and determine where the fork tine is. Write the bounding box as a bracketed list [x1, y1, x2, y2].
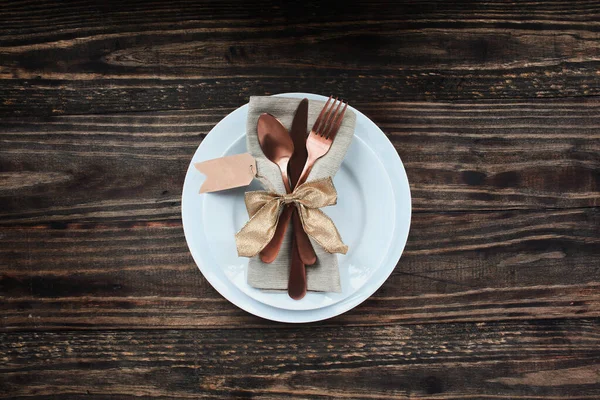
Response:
[322, 99, 343, 138]
[325, 101, 347, 140]
[312, 96, 332, 133]
[318, 97, 338, 136]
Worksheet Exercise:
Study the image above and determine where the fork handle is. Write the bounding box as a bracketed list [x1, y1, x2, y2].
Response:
[292, 208, 316, 265]
[296, 154, 317, 187]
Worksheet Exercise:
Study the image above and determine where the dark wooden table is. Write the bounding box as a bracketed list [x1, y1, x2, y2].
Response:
[2, 1, 600, 398]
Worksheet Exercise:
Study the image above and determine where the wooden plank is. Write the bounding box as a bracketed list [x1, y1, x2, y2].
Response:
[3, 0, 600, 32]
[1, 207, 598, 330]
[0, 100, 598, 217]
[2, 1, 600, 114]
[1, 320, 600, 398]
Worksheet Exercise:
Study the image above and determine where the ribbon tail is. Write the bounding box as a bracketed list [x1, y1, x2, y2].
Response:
[235, 199, 282, 257]
[297, 206, 348, 255]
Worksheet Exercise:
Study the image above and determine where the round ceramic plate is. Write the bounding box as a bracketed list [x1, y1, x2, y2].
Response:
[182, 93, 411, 322]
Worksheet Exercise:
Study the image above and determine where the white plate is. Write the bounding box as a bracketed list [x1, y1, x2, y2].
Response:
[182, 93, 411, 322]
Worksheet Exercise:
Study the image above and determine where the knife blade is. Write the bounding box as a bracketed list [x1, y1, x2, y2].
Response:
[288, 99, 309, 188]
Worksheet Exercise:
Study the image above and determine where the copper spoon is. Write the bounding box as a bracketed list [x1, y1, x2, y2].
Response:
[257, 113, 293, 193]
[257, 113, 294, 264]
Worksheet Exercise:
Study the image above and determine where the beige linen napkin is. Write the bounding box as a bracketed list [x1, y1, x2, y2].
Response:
[246, 96, 356, 293]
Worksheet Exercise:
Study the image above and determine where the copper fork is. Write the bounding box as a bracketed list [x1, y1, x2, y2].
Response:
[296, 96, 348, 186]
[260, 96, 348, 265]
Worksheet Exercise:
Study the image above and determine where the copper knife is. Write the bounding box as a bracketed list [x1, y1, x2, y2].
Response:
[260, 99, 317, 266]
[287, 98, 312, 299]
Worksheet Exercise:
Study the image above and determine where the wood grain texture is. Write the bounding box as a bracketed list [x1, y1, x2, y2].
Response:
[2, 1, 600, 398]
[1, 208, 599, 330]
[2, 320, 600, 399]
[0, 100, 598, 217]
[0, 101, 598, 330]
[2, 1, 600, 115]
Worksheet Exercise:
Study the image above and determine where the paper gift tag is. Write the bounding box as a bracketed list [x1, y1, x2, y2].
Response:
[194, 153, 256, 193]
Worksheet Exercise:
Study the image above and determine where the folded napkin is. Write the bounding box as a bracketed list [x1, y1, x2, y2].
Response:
[246, 96, 356, 292]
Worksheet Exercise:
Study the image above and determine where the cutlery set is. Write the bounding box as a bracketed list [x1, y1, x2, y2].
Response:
[257, 96, 348, 299]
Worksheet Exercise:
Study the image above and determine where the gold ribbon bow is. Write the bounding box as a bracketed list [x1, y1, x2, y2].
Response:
[235, 177, 348, 257]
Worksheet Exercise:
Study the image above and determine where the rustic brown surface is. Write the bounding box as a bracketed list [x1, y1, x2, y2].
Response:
[1, 0, 599, 398]
[2, 321, 600, 399]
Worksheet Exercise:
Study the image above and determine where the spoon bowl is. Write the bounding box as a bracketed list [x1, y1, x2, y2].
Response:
[257, 113, 294, 192]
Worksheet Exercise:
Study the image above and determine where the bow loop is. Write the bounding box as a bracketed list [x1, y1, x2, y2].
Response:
[244, 191, 280, 218]
[235, 177, 348, 258]
[292, 179, 338, 209]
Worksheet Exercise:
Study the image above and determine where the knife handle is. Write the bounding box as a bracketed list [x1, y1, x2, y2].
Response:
[260, 205, 293, 263]
[288, 237, 307, 300]
[292, 208, 317, 265]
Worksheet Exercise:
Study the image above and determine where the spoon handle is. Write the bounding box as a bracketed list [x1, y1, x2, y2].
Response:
[279, 159, 292, 193]
[260, 205, 293, 263]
